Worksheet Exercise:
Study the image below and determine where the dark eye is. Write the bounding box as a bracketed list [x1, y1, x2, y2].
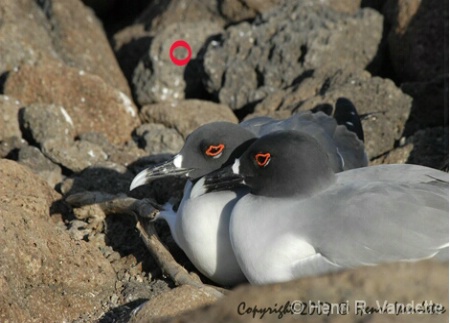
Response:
[254, 152, 271, 167]
[205, 144, 225, 158]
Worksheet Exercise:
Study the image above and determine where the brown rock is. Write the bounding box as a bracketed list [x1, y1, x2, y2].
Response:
[140, 100, 238, 138]
[130, 285, 218, 323]
[0, 95, 22, 142]
[0, 159, 117, 322]
[4, 62, 139, 144]
[163, 260, 448, 323]
[385, 0, 449, 82]
[0, 0, 130, 95]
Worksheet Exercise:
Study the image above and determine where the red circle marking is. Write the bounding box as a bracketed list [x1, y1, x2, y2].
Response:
[169, 40, 192, 66]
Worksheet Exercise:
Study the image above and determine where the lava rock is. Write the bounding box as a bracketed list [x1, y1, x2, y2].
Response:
[162, 260, 448, 323]
[78, 132, 147, 166]
[17, 145, 63, 188]
[203, 1, 383, 110]
[0, 95, 22, 142]
[130, 285, 217, 323]
[135, 123, 185, 155]
[0, 0, 130, 95]
[113, 0, 226, 85]
[21, 103, 75, 145]
[401, 74, 449, 133]
[0, 159, 116, 322]
[42, 138, 108, 173]
[372, 127, 449, 170]
[139, 100, 238, 139]
[250, 68, 412, 159]
[384, 0, 449, 82]
[4, 62, 139, 144]
[132, 21, 223, 106]
[59, 162, 134, 196]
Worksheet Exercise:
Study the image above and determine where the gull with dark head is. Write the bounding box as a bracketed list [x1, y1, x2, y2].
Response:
[203, 131, 449, 284]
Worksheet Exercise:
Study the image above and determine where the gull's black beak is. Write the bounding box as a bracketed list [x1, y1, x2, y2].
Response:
[203, 163, 245, 193]
[130, 156, 194, 191]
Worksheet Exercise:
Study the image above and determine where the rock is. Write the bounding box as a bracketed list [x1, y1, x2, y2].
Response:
[385, 0, 449, 82]
[20, 103, 115, 172]
[219, 0, 284, 22]
[79, 132, 147, 166]
[250, 68, 412, 159]
[401, 75, 449, 134]
[132, 22, 223, 106]
[0, 159, 117, 322]
[42, 138, 108, 172]
[4, 62, 139, 144]
[0, 0, 130, 95]
[162, 260, 448, 323]
[113, 0, 226, 84]
[135, 123, 185, 155]
[0, 136, 28, 159]
[130, 285, 217, 323]
[140, 100, 238, 139]
[0, 95, 22, 142]
[17, 145, 63, 188]
[371, 127, 448, 170]
[21, 103, 75, 145]
[203, 2, 383, 110]
[60, 162, 134, 196]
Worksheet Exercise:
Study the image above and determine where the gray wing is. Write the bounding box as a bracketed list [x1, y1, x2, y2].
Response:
[296, 164, 449, 269]
[240, 111, 368, 172]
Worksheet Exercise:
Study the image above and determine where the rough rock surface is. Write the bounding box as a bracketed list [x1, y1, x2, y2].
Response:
[132, 22, 223, 106]
[0, 159, 117, 322]
[249, 68, 412, 159]
[4, 62, 139, 144]
[384, 0, 449, 82]
[130, 285, 218, 322]
[135, 123, 185, 155]
[203, 2, 383, 110]
[0, 0, 447, 321]
[0, 0, 130, 95]
[160, 260, 448, 323]
[0, 95, 22, 142]
[139, 100, 238, 138]
[17, 145, 63, 188]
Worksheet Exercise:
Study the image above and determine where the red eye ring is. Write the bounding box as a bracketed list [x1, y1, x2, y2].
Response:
[255, 153, 271, 167]
[205, 144, 225, 157]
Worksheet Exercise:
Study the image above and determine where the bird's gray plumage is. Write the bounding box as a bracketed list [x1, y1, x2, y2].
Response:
[131, 109, 368, 286]
[205, 131, 448, 284]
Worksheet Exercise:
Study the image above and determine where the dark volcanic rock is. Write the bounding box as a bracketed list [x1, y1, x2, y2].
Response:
[0, 159, 117, 322]
[113, 0, 226, 84]
[21, 103, 76, 144]
[384, 0, 449, 82]
[135, 123, 185, 155]
[203, 1, 383, 110]
[132, 22, 223, 106]
[0, 0, 130, 95]
[20, 103, 109, 172]
[250, 68, 412, 159]
[4, 62, 139, 145]
[384, 0, 449, 83]
[139, 100, 238, 139]
[401, 75, 449, 134]
[17, 145, 63, 188]
[372, 127, 449, 170]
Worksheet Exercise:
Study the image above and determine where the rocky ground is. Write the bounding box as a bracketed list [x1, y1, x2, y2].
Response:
[0, 0, 448, 322]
